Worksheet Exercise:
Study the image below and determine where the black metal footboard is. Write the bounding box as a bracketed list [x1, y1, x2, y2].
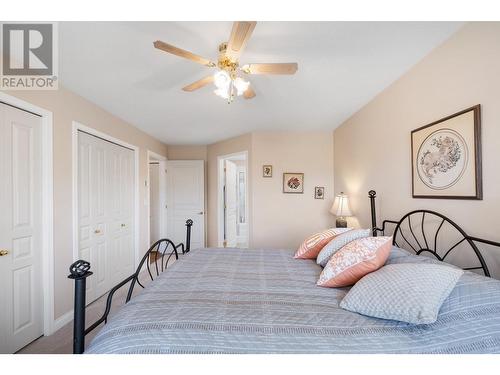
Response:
[68, 219, 193, 354]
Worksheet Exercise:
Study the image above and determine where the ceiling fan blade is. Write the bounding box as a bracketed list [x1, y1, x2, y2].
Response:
[244, 86, 256, 99]
[153, 40, 215, 67]
[226, 21, 257, 61]
[242, 63, 298, 75]
[182, 75, 214, 92]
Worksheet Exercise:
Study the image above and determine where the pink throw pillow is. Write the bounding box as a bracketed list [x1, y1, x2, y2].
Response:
[317, 236, 392, 287]
[294, 228, 352, 259]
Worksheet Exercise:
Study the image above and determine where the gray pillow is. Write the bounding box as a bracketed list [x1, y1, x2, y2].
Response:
[340, 263, 463, 324]
[316, 229, 370, 267]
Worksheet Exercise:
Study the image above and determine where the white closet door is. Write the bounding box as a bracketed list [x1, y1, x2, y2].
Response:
[78, 132, 135, 303]
[166, 160, 205, 250]
[107, 141, 122, 286]
[224, 160, 238, 248]
[0, 103, 43, 353]
[78, 132, 110, 301]
[116, 144, 134, 282]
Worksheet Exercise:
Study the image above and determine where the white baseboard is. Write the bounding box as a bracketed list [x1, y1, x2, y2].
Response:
[52, 310, 74, 333]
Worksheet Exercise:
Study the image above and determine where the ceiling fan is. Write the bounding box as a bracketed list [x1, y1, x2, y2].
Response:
[153, 21, 298, 103]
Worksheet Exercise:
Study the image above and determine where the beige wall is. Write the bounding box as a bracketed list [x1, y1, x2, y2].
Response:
[5, 87, 167, 320]
[334, 22, 500, 277]
[167, 145, 207, 161]
[251, 131, 335, 249]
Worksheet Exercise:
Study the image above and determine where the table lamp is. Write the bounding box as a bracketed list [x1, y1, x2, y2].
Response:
[331, 192, 352, 228]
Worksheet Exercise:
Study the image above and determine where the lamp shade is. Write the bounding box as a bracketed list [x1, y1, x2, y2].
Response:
[330, 192, 352, 217]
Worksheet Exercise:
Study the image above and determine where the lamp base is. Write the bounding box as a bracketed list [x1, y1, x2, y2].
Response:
[336, 217, 347, 228]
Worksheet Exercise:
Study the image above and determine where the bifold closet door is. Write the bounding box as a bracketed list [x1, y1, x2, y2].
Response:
[107, 141, 135, 284]
[0, 103, 43, 353]
[78, 132, 135, 304]
[78, 132, 109, 302]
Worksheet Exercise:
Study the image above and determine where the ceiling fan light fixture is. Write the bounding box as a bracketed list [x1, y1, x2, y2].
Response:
[234, 77, 250, 96]
[240, 64, 250, 74]
[153, 21, 298, 103]
[213, 70, 248, 102]
[213, 70, 231, 89]
[214, 88, 229, 100]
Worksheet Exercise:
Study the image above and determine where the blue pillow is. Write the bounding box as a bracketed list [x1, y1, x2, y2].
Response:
[340, 263, 464, 324]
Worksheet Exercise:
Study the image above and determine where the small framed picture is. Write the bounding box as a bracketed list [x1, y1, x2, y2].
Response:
[314, 186, 325, 199]
[283, 173, 304, 194]
[263, 165, 272, 177]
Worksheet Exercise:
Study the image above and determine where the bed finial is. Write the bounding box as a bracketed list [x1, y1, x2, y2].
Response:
[368, 190, 377, 237]
[68, 260, 93, 354]
[185, 219, 193, 253]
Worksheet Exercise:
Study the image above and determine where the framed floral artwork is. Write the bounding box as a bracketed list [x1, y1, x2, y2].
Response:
[283, 173, 304, 194]
[263, 165, 272, 177]
[314, 186, 325, 199]
[411, 105, 482, 199]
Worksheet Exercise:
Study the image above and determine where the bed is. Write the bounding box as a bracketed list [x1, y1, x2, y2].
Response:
[69, 191, 500, 354]
[84, 246, 500, 354]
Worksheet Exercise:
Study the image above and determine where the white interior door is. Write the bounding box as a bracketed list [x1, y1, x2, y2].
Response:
[158, 160, 167, 239]
[236, 167, 248, 248]
[166, 160, 205, 250]
[0, 103, 43, 353]
[149, 163, 160, 244]
[78, 131, 135, 303]
[224, 160, 238, 248]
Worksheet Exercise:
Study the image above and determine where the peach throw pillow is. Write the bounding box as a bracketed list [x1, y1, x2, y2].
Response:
[317, 236, 392, 287]
[294, 228, 352, 259]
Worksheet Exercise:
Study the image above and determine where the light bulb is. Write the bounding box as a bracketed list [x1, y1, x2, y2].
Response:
[233, 77, 250, 96]
[213, 70, 230, 89]
[214, 88, 229, 100]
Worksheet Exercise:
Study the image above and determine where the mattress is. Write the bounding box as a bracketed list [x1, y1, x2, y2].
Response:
[86, 247, 500, 353]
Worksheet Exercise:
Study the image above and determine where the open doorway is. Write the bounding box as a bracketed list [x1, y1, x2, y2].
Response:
[218, 152, 249, 248]
[148, 151, 167, 246]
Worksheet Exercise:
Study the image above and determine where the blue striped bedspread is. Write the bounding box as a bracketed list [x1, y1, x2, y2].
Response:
[86, 247, 500, 353]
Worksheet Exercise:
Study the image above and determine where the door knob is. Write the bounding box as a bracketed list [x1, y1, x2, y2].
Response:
[121, 223, 126, 227]
[0, 250, 9, 256]
[198, 211, 204, 215]
[94, 229, 101, 234]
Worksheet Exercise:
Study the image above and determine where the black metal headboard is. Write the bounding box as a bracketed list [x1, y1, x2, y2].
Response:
[368, 190, 500, 277]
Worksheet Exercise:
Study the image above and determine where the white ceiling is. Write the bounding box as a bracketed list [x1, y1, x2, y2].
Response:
[59, 22, 463, 145]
